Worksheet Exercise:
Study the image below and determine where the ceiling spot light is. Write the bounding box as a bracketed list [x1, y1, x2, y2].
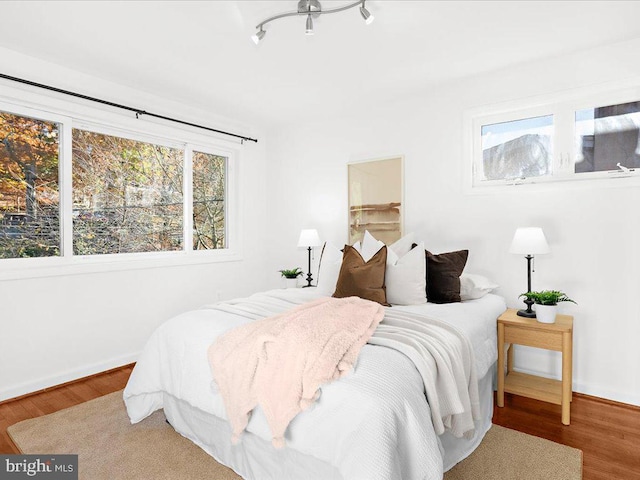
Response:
[360, 2, 374, 25]
[251, 28, 266, 45]
[305, 14, 314, 35]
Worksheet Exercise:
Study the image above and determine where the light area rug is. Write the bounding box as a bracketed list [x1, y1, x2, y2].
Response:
[8, 391, 582, 480]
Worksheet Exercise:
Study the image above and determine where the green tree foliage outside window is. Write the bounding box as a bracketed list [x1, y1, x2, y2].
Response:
[0, 112, 60, 258]
[72, 130, 184, 255]
[193, 151, 226, 250]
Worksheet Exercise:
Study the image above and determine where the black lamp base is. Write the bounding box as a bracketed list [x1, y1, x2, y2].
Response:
[303, 246, 315, 287]
[518, 255, 537, 318]
[302, 272, 315, 288]
[516, 309, 537, 318]
[517, 298, 537, 318]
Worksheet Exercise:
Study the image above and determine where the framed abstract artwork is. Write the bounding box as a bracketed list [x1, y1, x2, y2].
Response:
[348, 156, 403, 245]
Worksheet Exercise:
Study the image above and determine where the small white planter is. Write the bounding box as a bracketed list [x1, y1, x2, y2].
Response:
[535, 304, 557, 324]
[284, 278, 298, 289]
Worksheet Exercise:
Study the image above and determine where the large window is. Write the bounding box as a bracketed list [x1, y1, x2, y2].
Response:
[0, 111, 60, 259]
[469, 85, 640, 187]
[0, 101, 235, 267]
[72, 130, 184, 255]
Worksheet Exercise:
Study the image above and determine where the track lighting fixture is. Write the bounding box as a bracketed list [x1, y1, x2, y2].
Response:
[251, 0, 374, 43]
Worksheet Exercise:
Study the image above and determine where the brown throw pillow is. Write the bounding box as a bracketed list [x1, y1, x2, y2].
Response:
[423, 248, 469, 304]
[332, 245, 389, 306]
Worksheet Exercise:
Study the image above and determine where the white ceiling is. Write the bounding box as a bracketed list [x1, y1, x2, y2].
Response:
[2, 1, 640, 129]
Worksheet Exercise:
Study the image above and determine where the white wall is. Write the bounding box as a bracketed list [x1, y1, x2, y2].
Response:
[0, 48, 272, 401]
[266, 38, 640, 406]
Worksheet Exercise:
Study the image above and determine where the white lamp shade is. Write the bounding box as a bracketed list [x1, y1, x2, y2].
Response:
[509, 227, 550, 255]
[297, 229, 322, 248]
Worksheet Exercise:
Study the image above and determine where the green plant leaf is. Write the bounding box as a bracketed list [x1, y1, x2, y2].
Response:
[519, 290, 576, 305]
[279, 267, 303, 278]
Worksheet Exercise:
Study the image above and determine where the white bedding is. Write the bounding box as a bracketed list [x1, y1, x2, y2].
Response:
[124, 288, 506, 480]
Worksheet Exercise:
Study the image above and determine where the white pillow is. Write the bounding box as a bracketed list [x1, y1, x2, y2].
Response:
[359, 230, 385, 262]
[361, 231, 426, 305]
[316, 242, 344, 295]
[389, 232, 416, 258]
[361, 230, 417, 265]
[386, 240, 427, 305]
[460, 273, 499, 301]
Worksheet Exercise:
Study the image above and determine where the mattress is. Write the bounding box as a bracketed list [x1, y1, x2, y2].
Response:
[124, 288, 506, 480]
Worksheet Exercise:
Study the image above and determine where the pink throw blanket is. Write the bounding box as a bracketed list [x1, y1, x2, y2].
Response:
[208, 296, 384, 448]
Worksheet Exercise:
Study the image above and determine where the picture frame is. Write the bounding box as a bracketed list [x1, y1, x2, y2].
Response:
[347, 156, 403, 245]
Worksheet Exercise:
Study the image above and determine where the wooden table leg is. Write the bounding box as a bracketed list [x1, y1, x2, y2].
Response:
[507, 343, 514, 374]
[497, 323, 505, 408]
[561, 331, 572, 425]
[568, 331, 573, 403]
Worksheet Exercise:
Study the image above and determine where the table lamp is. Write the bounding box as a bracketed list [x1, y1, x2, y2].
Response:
[297, 229, 322, 287]
[509, 227, 550, 317]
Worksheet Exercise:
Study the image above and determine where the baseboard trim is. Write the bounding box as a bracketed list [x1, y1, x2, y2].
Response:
[511, 365, 640, 407]
[573, 391, 640, 412]
[0, 353, 139, 404]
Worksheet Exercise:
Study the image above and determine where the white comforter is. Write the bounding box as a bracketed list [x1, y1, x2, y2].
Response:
[124, 288, 506, 480]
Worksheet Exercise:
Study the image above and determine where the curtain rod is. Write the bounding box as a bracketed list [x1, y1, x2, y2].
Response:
[0, 73, 258, 144]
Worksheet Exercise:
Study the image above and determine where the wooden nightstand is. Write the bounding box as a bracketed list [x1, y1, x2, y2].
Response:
[497, 308, 574, 425]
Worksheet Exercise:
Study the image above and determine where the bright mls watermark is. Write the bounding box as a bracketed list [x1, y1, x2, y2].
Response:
[0, 455, 77, 479]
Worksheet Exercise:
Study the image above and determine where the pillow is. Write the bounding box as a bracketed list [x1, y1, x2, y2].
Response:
[332, 245, 389, 306]
[316, 242, 344, 295]
[357, 231, 425, 305]
[360, 230, 417, 264]
[420, 247, 469, 304]
[460, 273, 499, 301]
[388, 232, 416, 259]
[359, 230, 385, 262]
[386, 241, 427, 305]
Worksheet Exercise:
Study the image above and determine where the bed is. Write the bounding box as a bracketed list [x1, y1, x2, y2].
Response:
[123, 286, 506, 480]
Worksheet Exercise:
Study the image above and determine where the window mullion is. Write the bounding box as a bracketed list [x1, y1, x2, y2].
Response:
[61, 121, 74, 257]
[553, 106, 573, 177]
[183, 146, 194, 252]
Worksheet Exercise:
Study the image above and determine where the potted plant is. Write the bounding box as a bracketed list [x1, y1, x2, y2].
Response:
[279, 267, 303, 288]
[519, 290, 577, 324]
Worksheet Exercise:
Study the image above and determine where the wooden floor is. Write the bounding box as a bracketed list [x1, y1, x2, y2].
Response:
[1, 364, 639, 479]
[0, 364, 133, 455]
[493, 392, 640, 480]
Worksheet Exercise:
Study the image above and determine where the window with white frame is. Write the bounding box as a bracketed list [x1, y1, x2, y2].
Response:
[192, 150, 226, 250]
[470, 85, 640, 187]
[574, 101, 640, 174]
[72, 129, 185, 255]
[480, 114, 554, 181]
[0, 110, 61, 259]
[0, 102, 233, 263]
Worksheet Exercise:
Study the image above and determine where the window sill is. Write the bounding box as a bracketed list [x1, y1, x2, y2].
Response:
[0, 250, 243, 281]
[466, 171, 640, 195]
